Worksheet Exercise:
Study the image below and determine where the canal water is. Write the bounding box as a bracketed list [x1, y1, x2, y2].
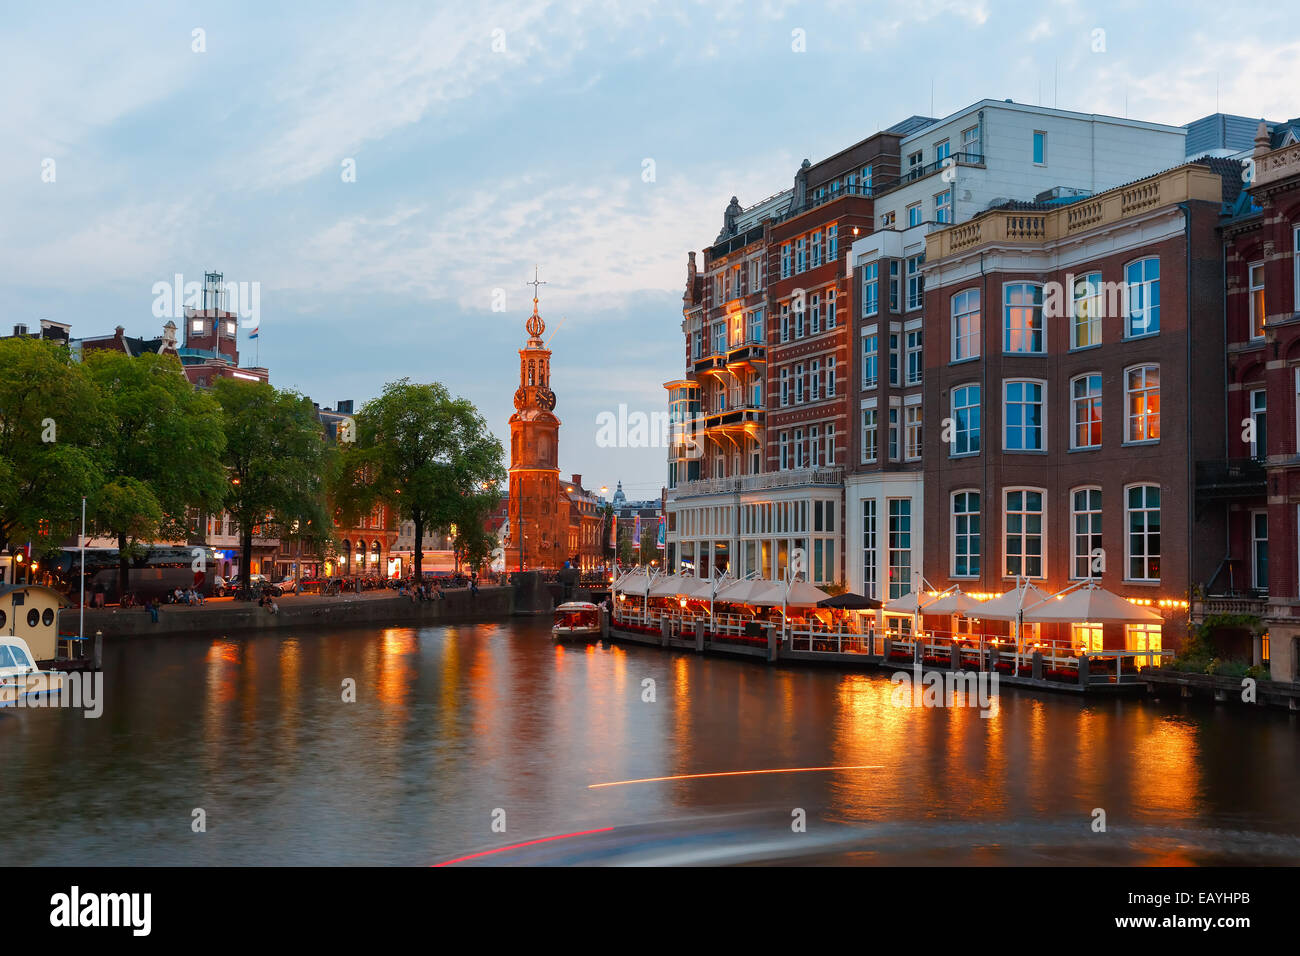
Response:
[2, 618, 1299, 865]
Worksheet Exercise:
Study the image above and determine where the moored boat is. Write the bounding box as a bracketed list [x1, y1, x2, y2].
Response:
[0, 637, 65, 707]
[552, 601, 602, 642]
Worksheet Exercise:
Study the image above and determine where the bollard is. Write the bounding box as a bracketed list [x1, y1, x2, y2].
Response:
[93, 629, 103, 671]
[1078, 654, 1090, 687]
[1031, 650, 1043, 681]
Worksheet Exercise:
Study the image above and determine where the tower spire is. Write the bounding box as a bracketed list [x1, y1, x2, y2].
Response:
[525, 265, 547, 340]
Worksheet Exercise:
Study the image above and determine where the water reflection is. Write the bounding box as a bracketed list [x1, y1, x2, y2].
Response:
[0, 616, 1296, 865]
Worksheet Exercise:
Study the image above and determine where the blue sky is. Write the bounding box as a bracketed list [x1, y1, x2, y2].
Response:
[3, 0, 1298, 502]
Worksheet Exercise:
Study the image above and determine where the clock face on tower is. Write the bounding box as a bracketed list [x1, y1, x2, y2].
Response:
[537, 387, 556, 411]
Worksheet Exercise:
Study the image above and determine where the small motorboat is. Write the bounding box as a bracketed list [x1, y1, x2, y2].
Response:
[0, 637, 65, 707]
[552, 601, 603, 642]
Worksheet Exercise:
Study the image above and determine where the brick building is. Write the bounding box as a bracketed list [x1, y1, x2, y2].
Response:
[1200, 119, 1300, 680]
[920, 161, 1236, 654]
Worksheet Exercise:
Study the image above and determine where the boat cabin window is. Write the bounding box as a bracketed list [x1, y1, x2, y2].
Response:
[27, 609, 39, 628]
[0, 645, 32, 670]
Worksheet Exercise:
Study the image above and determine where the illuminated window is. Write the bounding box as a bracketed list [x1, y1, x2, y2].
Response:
[1004, 283, 1044, 353]
[1071, 373, 1103, 449]
[1125, 623, 1162, 654]
[1125, 364, 1160, 443]
[1073, 623, 1103, 653]
[1072, 272, 1102, 349]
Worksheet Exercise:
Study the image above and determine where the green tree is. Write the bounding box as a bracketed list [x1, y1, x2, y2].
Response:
[84, 350, 226, 595]
[213, 378, 329, 597]
[0, 337, 103, 569]
[337, 380, 504, 581]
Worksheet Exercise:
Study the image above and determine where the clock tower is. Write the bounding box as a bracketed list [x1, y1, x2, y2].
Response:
[507, 271, 564, 570]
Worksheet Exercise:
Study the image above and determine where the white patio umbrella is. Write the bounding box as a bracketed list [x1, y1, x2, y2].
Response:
[1022, 582, 1163, 625]
[924, 588, 988, 616]
[884, 588, 941, 614]
[974, 582, 1051, 621]
[647, 573, 688, 598]
[713, 576, 772, 606]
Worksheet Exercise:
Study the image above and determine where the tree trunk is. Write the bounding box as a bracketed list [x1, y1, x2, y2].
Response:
[413, 514, 424, 582]
[118, 531, 130, 600]
[241, 528, 254, 599]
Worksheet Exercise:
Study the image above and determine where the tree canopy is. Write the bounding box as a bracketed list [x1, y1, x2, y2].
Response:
[84, 350, 227, 591]
[213, 378, 330, 595]
[337, 379, 504, 580]
[0, 337, 103, 558]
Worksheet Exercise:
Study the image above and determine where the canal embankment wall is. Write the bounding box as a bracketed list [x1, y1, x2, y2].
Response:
[76, 586, 514, 639]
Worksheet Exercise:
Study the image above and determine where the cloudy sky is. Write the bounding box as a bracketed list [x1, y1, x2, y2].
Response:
[3, 0, 1298, 501]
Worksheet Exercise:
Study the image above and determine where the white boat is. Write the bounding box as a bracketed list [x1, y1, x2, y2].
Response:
[0, 637, 65, 707]
[552, 601, 602, 642]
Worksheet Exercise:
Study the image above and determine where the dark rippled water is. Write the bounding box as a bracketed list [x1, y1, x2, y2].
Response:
[2, 618, 1298, 865]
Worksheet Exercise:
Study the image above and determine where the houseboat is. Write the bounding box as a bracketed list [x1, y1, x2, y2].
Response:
[552, 601, 602, 642]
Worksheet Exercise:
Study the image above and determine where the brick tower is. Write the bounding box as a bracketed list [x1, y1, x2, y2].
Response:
[507, 272, 564, 570]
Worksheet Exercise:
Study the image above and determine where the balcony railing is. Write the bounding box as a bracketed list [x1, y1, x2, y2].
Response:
[870, 152, 984, 197]
[1195, 458, 1266, 498]
[671, 467, 844, 498]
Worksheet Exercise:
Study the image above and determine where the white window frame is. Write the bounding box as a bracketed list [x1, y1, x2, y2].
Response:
[1124, 256, 1160, 338]
[862, 498, 877, 598]
[1003, 487, 1046, 579]
[860, 402, 878, 464]
[1252, 509, 1269, 592]
[1071, 271, 1102, 350]
[905, 327, 923, 386]
[935, 189, 952, 224]
[1249, 261, 1266, 340]
[906, 255, 924, 311]
[1032, 130, 1047, 165]
[862, 263, 879, 317]
[951, 489, 980, 579]
[1124, 364, 1160, 445]
[950, 383, 980, 457]
[1124, 483, 1161, 583]
[1003, 281, 1045, 354]
[1070, 372, 1103, 450]
[1070, 486, 1102, 580]
[904, 402, 922, 461]
[1250, 387, 1267, 460]
[951, 287, 980, 361]
[1003, 378, 1046, 452]
[861, 326, 878, 389]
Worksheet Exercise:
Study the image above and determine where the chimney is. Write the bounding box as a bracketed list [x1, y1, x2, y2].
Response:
[571, 474, 582, 488]
[13, 324, 27, 337]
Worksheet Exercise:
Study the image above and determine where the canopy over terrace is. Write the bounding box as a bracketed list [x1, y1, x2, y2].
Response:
[612, 567, 649, 592]
[746, 579, 832, 607]
[975, 582, 1051, 621]
[882, 589, 939, 614]
[1022, 583, 1164, 626]
[924, 588, 988, 616]
[648, 573, 697, 598]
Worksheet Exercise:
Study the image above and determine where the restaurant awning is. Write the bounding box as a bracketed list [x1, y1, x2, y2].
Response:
[714, 578, 775, 604]
[884, 589, 939, 614]
[647, 573, 688, 598]
[974, 583, 1052, 621]
[923, 588, 988, 616]
[1022, 583, 1164, 625]
[612, 567, 647, 592]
